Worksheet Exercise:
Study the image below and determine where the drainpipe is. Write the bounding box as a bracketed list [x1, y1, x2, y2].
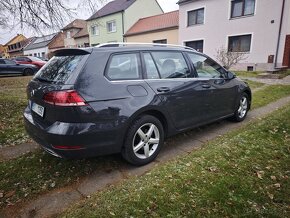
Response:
[122, 11, 125, 42]
[274, 0, 285, 68]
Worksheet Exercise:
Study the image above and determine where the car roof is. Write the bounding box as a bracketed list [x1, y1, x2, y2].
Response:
[53, 45, 202, 57]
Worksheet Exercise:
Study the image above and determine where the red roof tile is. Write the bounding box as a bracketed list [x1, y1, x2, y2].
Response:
[125, 11, 179, 36]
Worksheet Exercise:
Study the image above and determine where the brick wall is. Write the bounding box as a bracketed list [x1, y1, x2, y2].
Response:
[283, 35, 290, 68]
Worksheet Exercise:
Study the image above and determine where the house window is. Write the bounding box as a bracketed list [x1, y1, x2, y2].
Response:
[185, 40, 204, 53]
[231, 0, 255, 18]
[107, 20, 116, 33]
[153, 39, 167, 44]
[228, 34, 252, 52]
[91, 25, 99, 35]
[188, 8, 204, 26]
[66, 31, 71, 39]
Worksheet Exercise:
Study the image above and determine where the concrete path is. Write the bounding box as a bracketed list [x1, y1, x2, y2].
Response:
[242, 75, 290, 85]
[0, 142, 38, 162]
[1, 95, 290, 218]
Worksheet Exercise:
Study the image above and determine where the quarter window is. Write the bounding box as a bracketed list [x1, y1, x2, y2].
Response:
[187, 53, 225, 78]
[107, 21, 116, 33]
[151, 52, 191, 79]
[107, 53, 141, 80]
[231, 0, 255, 18]
[188, 8, 204, 26]
[228, 34, 252, 52]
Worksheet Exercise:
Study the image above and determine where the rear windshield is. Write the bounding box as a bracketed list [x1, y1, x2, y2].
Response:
[34, 55, 87, 84]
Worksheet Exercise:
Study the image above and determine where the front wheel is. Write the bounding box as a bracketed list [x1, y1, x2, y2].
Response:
[232, 93, 249, 122]
[122, 115, 164, 166]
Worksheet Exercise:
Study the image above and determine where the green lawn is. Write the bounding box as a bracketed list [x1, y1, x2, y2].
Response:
[234, 71, 260, 78]
[62, 105, 290, 218]
[0, 76, 32, 147]
[252, 85, 290, 109]
[243, 79, 264, 90]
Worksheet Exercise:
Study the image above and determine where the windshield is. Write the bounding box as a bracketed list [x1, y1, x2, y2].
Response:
[29, 56, 44, 61]
[33, 55, 86, 84]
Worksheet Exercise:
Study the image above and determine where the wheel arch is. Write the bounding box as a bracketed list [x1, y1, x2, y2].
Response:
[127, 108, 170, 138]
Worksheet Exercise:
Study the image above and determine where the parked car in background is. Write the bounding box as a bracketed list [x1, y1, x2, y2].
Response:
[0, 58, 38, 76]
[14, 56, 47, 69]
[24, 43, 252, 166]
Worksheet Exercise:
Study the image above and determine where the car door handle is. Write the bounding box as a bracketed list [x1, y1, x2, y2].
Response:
[157, 87, 171, 93]
[202, 84, 211, 89]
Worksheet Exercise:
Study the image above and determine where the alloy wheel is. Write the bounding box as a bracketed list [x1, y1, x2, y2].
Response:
[132, 123, 160, 159]
[238, 96, 248, 119]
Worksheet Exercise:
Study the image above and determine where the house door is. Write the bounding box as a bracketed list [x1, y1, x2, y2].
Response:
[283, 35, 290, 68]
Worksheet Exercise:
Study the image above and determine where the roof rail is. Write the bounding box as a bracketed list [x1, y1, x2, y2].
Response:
[95, 42, 196, 51]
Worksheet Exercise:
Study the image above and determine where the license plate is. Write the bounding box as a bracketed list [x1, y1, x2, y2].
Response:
[32, 102, 45, 117]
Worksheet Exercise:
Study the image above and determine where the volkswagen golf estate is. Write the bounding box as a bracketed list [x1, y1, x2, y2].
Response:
[24, 43, 251, 165]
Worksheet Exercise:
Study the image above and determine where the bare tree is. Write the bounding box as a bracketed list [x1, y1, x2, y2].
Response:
[215, 46, 248, 70]
[0, 0, 107, 34]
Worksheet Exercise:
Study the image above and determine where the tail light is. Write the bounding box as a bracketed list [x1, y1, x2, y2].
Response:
[43, 90, 87, 106]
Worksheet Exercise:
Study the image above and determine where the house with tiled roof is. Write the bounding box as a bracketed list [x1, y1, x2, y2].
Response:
[125, 10, 179, 44]
[62, 19, 89, 48]
[47, 32, 65, 58]
[23, 33, 57, 59]
[87, 0, 163, 46]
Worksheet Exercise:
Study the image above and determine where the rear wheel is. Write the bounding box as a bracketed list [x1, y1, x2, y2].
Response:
[23, 68, 33, 76]
[232, 93, 249, 122]
[122, 115, 164, 166]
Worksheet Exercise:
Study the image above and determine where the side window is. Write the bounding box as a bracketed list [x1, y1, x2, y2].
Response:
[106, 53, 141, 80]
[4, 60, 15, 65]
[143, 53, 160, 79]
[187, 53, 225, 78]
[151, 52, 191, 79]
[0, 60, 5, 64]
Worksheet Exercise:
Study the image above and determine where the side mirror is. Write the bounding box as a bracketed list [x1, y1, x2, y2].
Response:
[227, 71, 236, 80]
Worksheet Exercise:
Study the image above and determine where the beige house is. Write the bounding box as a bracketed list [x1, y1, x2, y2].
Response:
[125, 11, 179, 44]
[87, 0, 163, 46]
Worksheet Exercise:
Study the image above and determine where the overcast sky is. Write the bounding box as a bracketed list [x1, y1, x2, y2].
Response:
[0, 0, 179, 44]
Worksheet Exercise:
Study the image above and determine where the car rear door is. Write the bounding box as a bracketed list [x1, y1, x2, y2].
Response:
[186, 52, 238, 120]
[142, 51, 212, 130]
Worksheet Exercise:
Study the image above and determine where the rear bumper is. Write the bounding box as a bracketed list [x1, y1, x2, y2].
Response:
[23, 107, 125, 159]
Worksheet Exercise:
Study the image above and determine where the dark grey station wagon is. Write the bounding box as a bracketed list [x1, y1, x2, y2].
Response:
[24, 43, 251, 165]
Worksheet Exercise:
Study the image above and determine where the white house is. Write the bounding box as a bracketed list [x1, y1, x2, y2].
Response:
[24, 33, 57, 59]
[178, 0, 290, 71]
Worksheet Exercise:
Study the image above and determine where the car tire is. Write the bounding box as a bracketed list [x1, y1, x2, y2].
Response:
[122, 115, 164, 166]
[23, 68, 33, 76]
[232, 92, 249, 122]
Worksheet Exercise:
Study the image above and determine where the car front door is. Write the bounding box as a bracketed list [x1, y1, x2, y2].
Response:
[142, 51, 214, 130]
[4, 59, 23, 74]
[186, 52, 238, 120]
[0, 59, 8, 74]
